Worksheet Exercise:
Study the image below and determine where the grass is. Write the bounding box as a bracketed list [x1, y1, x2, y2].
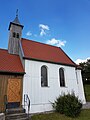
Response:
[31, 109, 90, 120]
[84, 84, 90, 101]
[31, 84, 90, 120]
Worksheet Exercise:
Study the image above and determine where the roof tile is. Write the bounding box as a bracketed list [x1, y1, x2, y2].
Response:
[21, 38, 76, 66]
[0, 49, 24, 73]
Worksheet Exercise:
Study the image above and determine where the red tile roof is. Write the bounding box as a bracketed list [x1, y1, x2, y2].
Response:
[0, 49, 24, 74]
[21, 38, 76, 66]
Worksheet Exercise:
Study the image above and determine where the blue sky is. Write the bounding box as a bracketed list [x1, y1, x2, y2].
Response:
[0, 0, 90, 64]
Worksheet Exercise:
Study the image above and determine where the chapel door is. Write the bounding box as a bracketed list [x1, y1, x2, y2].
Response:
[7, 79, 21, 109]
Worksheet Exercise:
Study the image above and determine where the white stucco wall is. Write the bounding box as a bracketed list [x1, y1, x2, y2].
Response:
[76, 69, 86, 104]
[23, 60, 86, 113]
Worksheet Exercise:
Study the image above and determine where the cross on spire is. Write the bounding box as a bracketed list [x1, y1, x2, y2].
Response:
[16, 9, 18, 17]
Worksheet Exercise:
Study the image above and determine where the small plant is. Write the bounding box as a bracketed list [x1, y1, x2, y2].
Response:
[52, 92, 82, 117]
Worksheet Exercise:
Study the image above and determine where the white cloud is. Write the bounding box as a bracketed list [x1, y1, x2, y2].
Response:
[39, 24, 49, 36]
[39, 24, 49, 30]
[40, 29, 46, 36]
[75, 57, 90, 64]
[26, 31, 32, 36]
[46, 38, 66, 47]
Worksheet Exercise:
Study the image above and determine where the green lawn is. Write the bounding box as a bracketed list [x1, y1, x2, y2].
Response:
[31, 109, 90, 120]
[31, 85, 90, 120]
[84, 84, 90, 101]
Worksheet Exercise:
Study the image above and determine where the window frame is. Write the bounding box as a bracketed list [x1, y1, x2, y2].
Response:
[41, 65, 48, 87]
[17, 33, 19, 38]
[13, 32, 16, 38]
[59, 67, 65, 87]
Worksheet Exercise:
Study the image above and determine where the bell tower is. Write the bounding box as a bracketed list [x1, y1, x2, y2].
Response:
[8, 10, 24, 55]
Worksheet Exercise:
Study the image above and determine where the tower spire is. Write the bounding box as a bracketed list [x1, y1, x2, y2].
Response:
[8, 9, 23, 30]
[12, 9, 20, 25]
[8, 10, 24, 55]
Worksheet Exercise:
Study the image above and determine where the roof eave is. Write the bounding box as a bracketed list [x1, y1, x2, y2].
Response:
[8, 22, 24, 30]
[0, 70, 25, 75]
[23, 57, 76, 67]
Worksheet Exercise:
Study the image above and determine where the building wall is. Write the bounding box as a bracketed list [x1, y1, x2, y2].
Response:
[76, 69, 86, 104]
[23, 60, 86, 113]
[19, 40, 25, 68]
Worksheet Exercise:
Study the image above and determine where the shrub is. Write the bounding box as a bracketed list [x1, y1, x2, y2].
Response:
[52, 92, 82, 117]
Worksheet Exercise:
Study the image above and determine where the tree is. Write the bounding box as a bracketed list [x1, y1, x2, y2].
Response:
[79, 59, 90, 83]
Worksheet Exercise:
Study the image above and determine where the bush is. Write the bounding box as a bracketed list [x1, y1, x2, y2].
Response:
[52, 93, 82, 117]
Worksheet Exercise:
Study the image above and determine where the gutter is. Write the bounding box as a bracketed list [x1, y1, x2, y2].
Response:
[0, 70, 25, 75]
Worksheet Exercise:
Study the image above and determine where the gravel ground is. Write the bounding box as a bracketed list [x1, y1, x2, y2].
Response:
[82, 102, 90, 109]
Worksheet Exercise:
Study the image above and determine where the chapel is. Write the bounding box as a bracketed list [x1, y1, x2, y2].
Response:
[0, 12, 86, 113]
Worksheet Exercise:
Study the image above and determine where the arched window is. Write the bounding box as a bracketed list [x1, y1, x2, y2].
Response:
[41, 66, 48, 87]
[17, 33, 19, 38]
[59, 68, 65, 87]
[13, 32, 16, 37]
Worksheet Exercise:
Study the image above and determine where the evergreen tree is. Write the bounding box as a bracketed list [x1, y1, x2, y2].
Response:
[79, 59, 90, 83]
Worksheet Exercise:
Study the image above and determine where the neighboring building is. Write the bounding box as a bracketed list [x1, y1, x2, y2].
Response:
[0, 49, 24, 112]
[0, 14, 86, 113]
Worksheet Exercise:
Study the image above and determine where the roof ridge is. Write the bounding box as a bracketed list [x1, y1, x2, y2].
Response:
[21, 38, 60, 49]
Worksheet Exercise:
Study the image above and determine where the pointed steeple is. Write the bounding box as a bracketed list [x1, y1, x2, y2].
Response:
[12, 9, 21, 25]
[8, 10, 24, 55]
[8, 9, 23, 30]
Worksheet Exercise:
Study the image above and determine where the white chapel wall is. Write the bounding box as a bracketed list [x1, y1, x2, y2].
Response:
[23, 59, 85, 113]
[76, 69, 86, 104]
